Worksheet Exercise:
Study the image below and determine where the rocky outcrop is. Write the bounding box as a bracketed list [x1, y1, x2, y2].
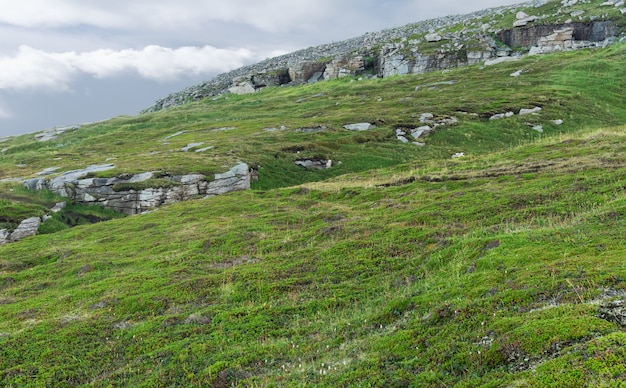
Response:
[496, 21, 619, 48]
[23, 163, 252, 215]
[0, 217, 42, 245]
[143, 0, 624, 113]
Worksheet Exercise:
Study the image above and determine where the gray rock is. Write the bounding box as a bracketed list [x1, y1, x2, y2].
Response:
[51, 202, 67, 213]
[420, 113, 435, 122]
[23, 163, 250, 215]
[343, 123, 376, 131]
[551, 119, 564, 125]
[519, 107, 542, 115]
[294, 159, 332, 169]
[411, 126, 432, 139]
[181, 142, 205, 152]
[0, 229, 9, 245]
[425, 33, 443, 42]
[451, 152, 465, 158]
[228, 81, 256, 95]
[164, 131, 186, 140]
[130, 172, 154, 183]
[397, 136, 409, 143]
[10, 217, 41, 242]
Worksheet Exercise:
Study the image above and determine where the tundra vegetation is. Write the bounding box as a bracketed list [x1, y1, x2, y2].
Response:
[1, 5, 626, 387]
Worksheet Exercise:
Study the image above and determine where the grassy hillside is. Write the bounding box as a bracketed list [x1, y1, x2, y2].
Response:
[0, 40, 625, 387]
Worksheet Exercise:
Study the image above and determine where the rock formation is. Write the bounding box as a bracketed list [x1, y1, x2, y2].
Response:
[23, 163, 252, 215]
[142, 1, 624, 113]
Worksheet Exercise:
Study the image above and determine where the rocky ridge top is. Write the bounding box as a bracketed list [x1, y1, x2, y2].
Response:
[143, 0, 554, 112]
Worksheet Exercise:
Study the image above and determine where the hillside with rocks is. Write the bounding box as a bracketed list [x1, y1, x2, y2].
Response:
[1, 0, 626, 386]
[144, 0, 625, 112]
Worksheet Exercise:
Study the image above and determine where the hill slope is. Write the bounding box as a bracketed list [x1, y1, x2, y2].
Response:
[0, 2, 626, 387]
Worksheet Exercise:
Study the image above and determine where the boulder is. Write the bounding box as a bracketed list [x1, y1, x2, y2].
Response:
[513, 15, 539, 27]
[228, 81, 256, 95]
[51, 202, 67, 213]
[519, 107, 542, 115]
[425, 33, 443, 42]
[344, 123, 376, 131]
[294, 159, 332, 169]
[10, 217, 41, 242]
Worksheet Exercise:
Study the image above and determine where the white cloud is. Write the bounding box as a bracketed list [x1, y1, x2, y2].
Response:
[0, 0, 334, 33]
[0, 45, 259, 91]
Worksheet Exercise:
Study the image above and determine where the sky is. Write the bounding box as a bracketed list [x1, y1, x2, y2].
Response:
[0, 0, 525, 138]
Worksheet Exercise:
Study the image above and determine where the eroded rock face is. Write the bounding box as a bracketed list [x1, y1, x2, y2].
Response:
[23, 163, 252, 215]
[497, 21, 618, 48]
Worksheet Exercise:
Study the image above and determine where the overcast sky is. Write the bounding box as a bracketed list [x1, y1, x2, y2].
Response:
[0, 0, 525, 138]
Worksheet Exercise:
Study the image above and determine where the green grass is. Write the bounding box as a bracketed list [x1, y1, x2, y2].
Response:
[0, 9, 625, 386]
[1, 125, 626, 386]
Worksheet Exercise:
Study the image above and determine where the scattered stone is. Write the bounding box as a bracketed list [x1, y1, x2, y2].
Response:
[51, 202, 66, 213]
[519, 107, 542, 115]
[490, 112, 515, 120]
[451, 152, 465, 158]
[425, 33, 443, 42]
[296, 126, 327, 133]
[514, 14, 539, 27]
[413, 142, 426, 146]
[212, 127, 235, 132]
[510, 70, 523, 77]
[397, 136, 409, 143]
[411, 126, 433, 139]
[551, 119, 564, 125]
[532, 125, 544, 133]
[420, 113, 435, 122]
[294, 159, 332, 169]
[9, 217, 41, 242]
[195, 146, 215, 153]
[181, 142, 205, 152]
[344, 123, 376, 131]
[164, 131, 186, 140]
